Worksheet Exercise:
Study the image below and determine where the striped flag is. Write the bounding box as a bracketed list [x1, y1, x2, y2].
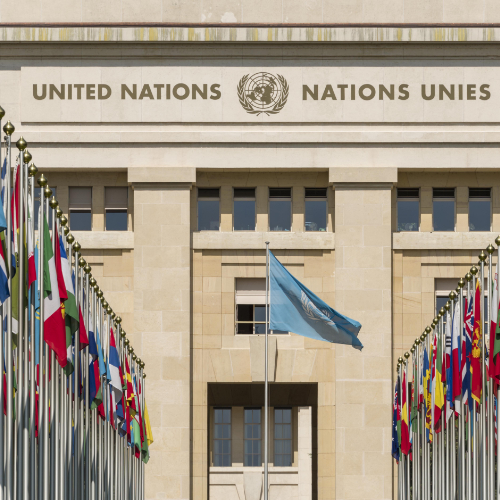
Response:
[108, 328, 123, 427]
[471, 280, 482, 405]
[401, 368, 410, 455]
[42, 215, 67, 367]
[462, 293, 473, 411]
[452, 300, 462, 411]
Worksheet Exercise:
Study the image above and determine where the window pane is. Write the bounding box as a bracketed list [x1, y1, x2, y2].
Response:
[215, 409, 223, 423]
[283, 409, 291, 423]
[305, 200, 327, 232]
[237, 323, 253, 334]
[223, 409, 231, 423]
[275, 426, 282, 439]
[253, 409, 260, 423]
[237, 304, 253, 322]
[433, 200, 455, 231]
[275, 455, 282, 467]
[244, 409, 253, 423]
[436, 297, 448, 317]
[269, 200, 291, 231]
[223, 455, 231, 467]
[106, 209, 127, 231]
[234, 200, 256, 231]
[397, 200, 419, 232]
[255, 324, 267, 334]
[254, 305, 267, 322]
[469, 200, 490, 231]
[70, 210, 91, 231]
[198, 200, 219, 231]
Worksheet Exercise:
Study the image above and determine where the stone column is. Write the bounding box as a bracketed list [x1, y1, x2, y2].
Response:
[298, 406, 312, 500]
[129, 166, 195, 500]
[332, 167, 395, 500]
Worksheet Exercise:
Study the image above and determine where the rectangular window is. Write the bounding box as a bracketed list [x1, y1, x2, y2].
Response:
[244, 408, 261, 467]
[274, 408, 292, 467]
[213, 408, 231, 467]
[397, 188, 419, 232]
[433, 188, 455, 232]
[305, 188, 327, 232]
[269, 188, 291, 232]
[105, 187, 128, 231]
[234, 188, 256, 231]
[198, 188, 220, 231]
[235, 278, 287, 335]
[34, 187, 56, 230]
[69, 187, 92, 231]
[469, 188, 491, 232]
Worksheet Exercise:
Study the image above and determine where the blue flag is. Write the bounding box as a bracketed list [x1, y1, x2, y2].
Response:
[269, 251, 363, 350]
[392, 381, 400, 462]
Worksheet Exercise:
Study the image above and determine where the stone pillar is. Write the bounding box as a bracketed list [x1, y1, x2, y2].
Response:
[298, 406, 312, 500]
[129, 166, 195, 500]
[331, 167, 395, 500]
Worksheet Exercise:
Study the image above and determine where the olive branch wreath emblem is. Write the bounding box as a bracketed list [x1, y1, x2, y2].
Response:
[237, 74, 289, 116]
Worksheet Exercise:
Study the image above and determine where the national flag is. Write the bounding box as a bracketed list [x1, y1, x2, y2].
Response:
[26, 190, 36, 289]
[462, 293, 473, 411]
[10, 164, 18, 256]
[411, 357, 418, 427]
[491, 260, 500, 382]
[423, 346, 432, 442]
[452, 299, 462, 411]
[109, 328, 123, 426]
[445, 309, 453, 420]
[433, 328, 444, 433]
[59, 234, 77, 374]
[471, 280, 482, 405]
[418, 346, 424, 407]
[0, 231, 10, 305]
[1, 157, 6, 210]
[42, 216, 67, 367]
[401, 368, 410, 455]
[142, 400, 152, 464]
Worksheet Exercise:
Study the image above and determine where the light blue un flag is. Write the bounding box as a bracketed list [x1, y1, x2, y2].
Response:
[269, 251, 363, 350]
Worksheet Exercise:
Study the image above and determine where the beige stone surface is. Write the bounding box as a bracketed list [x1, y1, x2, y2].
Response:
[334, 185, 392, 500]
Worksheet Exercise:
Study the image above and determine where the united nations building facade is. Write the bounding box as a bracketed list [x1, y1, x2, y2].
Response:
[1, 2, 499, 498]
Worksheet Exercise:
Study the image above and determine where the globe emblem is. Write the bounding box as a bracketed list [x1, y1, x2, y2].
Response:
[237, 72, 289, 116]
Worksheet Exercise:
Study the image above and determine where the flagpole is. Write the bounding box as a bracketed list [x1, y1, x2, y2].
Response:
[0, 105, 4, 500]
[2, 121, 13, 500]
[487, 244, 495, 500]
[85, 263, 91, 500]
[78, 258, 86, 500]
[264, 241, 269, 500]
[479, 251, 487, 500]
[28, 165, 36, 500]
[458, 278, 466, 500]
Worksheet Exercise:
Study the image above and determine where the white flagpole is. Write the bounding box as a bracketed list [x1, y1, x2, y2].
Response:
[264, 241, 269, 500]
[0, 105, 4, 500]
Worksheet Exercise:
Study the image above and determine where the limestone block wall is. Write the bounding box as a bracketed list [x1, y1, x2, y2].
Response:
[2, 0, 500, 24]
[192, 249, 335, 500]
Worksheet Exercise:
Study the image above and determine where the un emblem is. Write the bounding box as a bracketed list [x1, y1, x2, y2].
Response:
[237, 72, 289, 116]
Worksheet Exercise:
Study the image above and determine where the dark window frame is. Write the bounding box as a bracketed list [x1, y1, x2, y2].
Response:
[213, 408, 232, 467]
[197, 188, 220, 232]
[274, 408, 293, 467]
[233, 188, 256, 231]
[269, 187, 292, 232]
[244, 408, 262, 467]
[305, 187, 328, 232]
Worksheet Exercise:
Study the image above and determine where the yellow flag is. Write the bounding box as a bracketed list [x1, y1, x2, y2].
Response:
[144, 402, 154, 446]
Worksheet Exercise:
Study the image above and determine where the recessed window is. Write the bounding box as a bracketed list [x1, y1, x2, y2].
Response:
[397, 188, 419, 232]
[235, 278, 287, 335]
[274, 408, 292, 467]
[433, 188, 455, 232]
[244, 408, 261, 467]
[305, 188, 327, 232]
[469, 188, 491, 232]
[213, 408, 231, 467]
[198, 188, 220, 231]
[269, 188, 291, 232]
[105, 187, 128, 231]
[234, 188, 256, 231]
[69, 187, 92, 231]
[34, 187, 56, 230]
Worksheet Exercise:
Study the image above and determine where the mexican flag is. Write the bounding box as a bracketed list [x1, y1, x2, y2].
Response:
[42, 216, 67, 367]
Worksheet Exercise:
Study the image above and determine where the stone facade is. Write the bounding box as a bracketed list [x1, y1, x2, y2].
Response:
[1, 9, 499, 499]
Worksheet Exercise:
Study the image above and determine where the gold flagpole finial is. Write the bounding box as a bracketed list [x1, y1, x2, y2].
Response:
[28, 164, 38, 177]
[16, 137, 27, 151]
[49, 196, 58, 209]
[23, 149, 32, 164]
[0, 106, 5, 119]
[3, 121, 14, 135]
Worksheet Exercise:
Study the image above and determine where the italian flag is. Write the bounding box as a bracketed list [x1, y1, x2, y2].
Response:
[58, 233, 78, 374]
[42, 216, 67, 367]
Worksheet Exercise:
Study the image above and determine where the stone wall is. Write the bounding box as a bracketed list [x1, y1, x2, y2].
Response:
[1, 0, 500, 24]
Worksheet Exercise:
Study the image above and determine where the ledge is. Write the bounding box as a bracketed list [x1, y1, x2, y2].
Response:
[2, 26, 500, 43]
[192, 231, 334, 250]
[393, 231, 498, 250]
[71, 231, 134, 250]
